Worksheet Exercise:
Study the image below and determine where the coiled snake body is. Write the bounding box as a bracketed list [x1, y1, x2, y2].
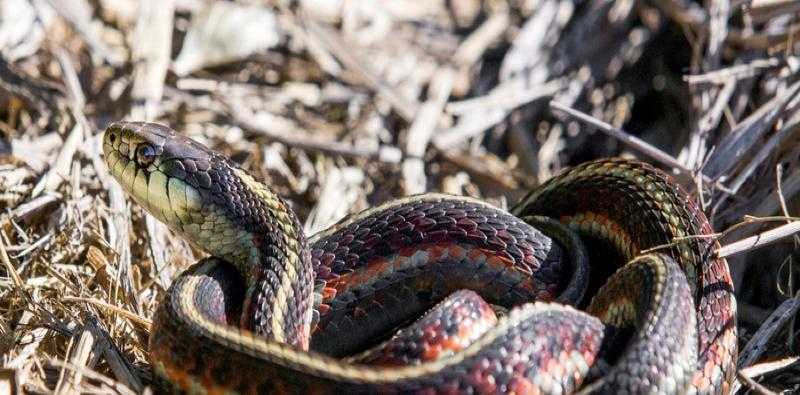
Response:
[102, 122, 737, 394]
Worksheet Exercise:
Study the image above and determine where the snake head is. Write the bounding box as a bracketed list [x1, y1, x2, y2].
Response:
[103, 122, 215, 228]
[102, 121, 308, 282]
[103, 121, 251, 258]
[103, 122, 246, 244]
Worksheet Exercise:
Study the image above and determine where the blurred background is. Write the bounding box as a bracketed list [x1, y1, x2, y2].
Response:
[0, 0, 799, 392]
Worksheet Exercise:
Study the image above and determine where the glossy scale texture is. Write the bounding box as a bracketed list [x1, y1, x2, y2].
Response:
[103, 122, 736, 394]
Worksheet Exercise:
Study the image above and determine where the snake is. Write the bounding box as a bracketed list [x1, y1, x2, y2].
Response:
[102, 121, 737, 394]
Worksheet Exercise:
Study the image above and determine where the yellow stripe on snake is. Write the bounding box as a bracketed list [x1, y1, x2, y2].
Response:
[103, 121, 736, 394]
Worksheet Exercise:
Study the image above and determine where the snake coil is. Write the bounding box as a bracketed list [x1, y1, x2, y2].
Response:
[103, 122, 736, 394]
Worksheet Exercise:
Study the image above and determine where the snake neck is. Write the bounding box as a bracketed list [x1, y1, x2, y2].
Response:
[226, 167, 315, 346]
[165, 160, 316, 347]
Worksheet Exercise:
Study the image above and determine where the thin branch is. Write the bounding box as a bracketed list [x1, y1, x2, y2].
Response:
[717, 221, 800, 258]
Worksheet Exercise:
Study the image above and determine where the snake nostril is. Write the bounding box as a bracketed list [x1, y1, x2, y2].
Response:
[108, 132, 117, 144]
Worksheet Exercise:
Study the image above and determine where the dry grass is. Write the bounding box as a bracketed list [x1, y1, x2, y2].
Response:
[0, 0, 799, 393]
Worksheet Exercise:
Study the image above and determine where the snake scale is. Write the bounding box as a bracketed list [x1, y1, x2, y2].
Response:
[102, 122, 737, 394]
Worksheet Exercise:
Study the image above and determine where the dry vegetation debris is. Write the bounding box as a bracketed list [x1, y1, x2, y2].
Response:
[0, 0, 799, 393]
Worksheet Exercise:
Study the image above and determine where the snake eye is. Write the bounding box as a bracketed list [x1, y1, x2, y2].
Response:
[135, 144, 156, 166]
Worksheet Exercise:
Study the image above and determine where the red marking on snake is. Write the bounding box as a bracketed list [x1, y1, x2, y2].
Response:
[508, 376, 535, 394]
